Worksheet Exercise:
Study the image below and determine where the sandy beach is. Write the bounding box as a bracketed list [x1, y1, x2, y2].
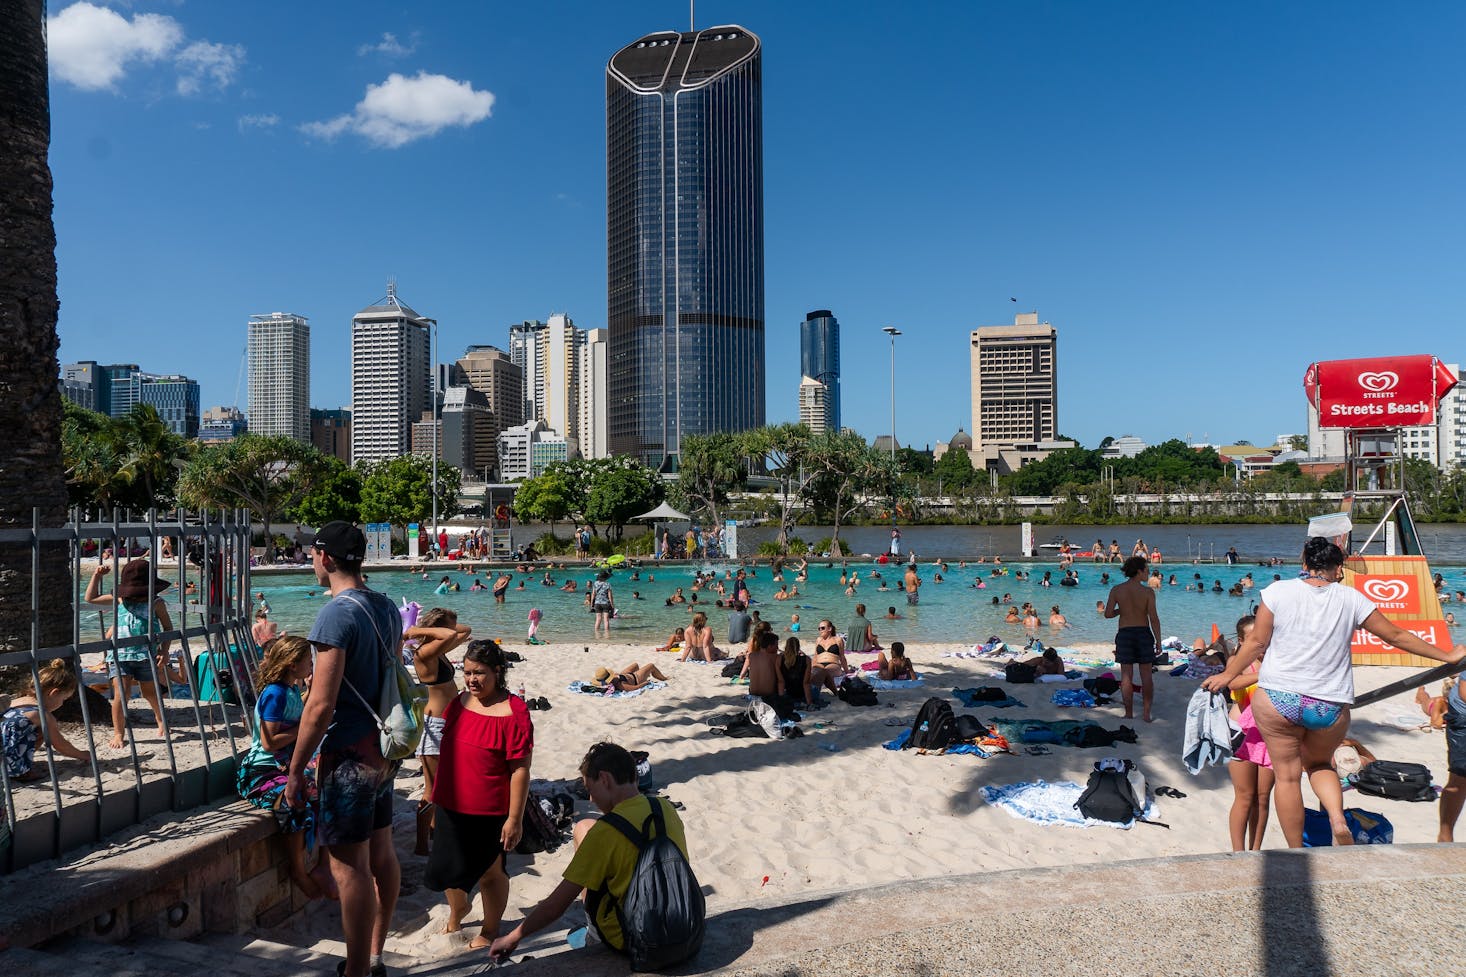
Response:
[190, 631, 1456, 969]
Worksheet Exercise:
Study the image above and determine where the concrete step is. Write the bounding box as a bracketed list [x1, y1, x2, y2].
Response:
[40, 937, 199, 977]
[198, 933, 343, 972]
[131, 935, 299, 977]
[0, 946, 118, 977]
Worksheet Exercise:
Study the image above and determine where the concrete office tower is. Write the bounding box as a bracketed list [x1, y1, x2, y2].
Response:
[311, 408, 351, 463]
[578, 328, 609, 459]
[800, 310, 840, 433]
[350, 283, 432, 463]
[439, 386, 493, 476]
[798, 375, 830, 435]
[247, 313, 311, 442]
[509, 320, 546, 422]
[497, 419, 569, 480]
[456, 345, 524, 477]
[540, 313, 582, 450]
[117, 373, 200, 438]
[971, 312, 1058, 448]
[607, 26, 765, 469]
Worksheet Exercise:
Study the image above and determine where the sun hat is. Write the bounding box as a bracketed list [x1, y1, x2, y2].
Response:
[312, 521, 365, 561]
[117, 559, 171, 601]
[593, 667, 612, 683]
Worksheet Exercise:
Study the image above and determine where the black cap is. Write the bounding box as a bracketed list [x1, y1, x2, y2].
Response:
[313, 521, 365, 561]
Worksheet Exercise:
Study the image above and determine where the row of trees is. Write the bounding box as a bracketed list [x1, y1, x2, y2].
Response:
[62, 402, 460, 558]
[512, 457, 663, 541]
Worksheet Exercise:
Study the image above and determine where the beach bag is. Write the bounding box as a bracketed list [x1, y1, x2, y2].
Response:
[515, 791, 567, 854]
[193, 647, 238, 705]
[748, 698, 784, 738]
[1075, 758, 1144, 823]
[720, 654, 745, 678]
[906, 697, 958, 752]
[631, 750, 655, 792]
[838, 676, 879, 707]
[595, 798, 705, 971]
[1083, 675, 1120, 697]
[336, 592, 428, 761]
[1353, 760, 1435, 802]
[954, 714, 987, 742]
[964, 686, 1010, 702]
[1303, 807, 1395, 846]
[1005, 662, 1038, 684]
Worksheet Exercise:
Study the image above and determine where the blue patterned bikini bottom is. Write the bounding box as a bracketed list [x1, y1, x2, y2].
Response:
[1262, 688, 1345, 730]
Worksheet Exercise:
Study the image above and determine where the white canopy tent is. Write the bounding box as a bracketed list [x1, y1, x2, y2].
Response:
[632, 502, 693, 522]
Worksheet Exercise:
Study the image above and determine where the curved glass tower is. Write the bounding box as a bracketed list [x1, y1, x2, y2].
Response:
[800, 309, 840, 433]
[607, 26, 765, 470]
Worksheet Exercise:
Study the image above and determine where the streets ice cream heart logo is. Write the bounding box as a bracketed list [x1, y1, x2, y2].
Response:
[1357, 371, 1399, 393]
[1361, 579, 1409, 603]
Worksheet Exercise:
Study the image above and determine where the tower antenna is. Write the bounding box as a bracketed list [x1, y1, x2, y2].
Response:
[690, 0, 694, 31]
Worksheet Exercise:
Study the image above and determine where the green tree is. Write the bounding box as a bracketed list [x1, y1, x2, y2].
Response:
[512, 468, 573, 532]
[805, 430, 897, 555]
[112, 403, 189, 508]
[1005, 446, 1102, 496]
[359, 453, 461, 532]
[742, 423, 817, 548]
[675, 432, 745, 526]
[178, 435, 326, 560]
[895, 446, 933, 477]
[62, 400, 124, 509]
[585, 458, 662, 540]
[291, 456, 363, 526]
[933, 446, 978, 493]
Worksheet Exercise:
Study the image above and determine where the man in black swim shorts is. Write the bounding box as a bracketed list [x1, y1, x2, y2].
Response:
[1104, 556, 1161, 723]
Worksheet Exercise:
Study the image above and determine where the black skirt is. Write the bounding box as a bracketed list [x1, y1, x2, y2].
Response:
[424, 807, 509, 893]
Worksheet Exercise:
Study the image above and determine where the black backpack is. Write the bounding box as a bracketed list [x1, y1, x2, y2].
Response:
[515, 791, 569, 854]
[1353, 760, 1435, 802]
[1005, 662, 1038, 684]
[720, 654, 745, 678]
[906, 697, 958, 751]
[953, 714, 987, 742]
[1075, 764, 1143, 823]
[839, 677, 879, 707]
[594, 798, 705, 971]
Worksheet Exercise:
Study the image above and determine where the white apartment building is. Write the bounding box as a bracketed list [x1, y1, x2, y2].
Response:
[540, 313, 580, 447]
[247, 313, 311, 442]
[498, 418, 570, 480]
[578, 328, 609, 458]
[798, 375, 830, 435]
[508, 320, 545, 423]
[350, 283, 431, 464]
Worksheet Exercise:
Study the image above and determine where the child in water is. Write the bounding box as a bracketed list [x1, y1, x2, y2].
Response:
[235, 635, 332, 899]
[527, 607, 545, 644]
[2, 659, 90, 780]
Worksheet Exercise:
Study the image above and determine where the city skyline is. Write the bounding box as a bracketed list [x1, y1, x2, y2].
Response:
[44, 3, 1466, 453]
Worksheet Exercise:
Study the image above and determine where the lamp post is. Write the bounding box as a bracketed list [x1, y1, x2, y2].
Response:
[882, 327, 901, 460]
[429, 318, 439, 552]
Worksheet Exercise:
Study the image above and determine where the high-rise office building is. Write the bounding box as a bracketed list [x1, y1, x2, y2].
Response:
[508, 320, 546, 423]
[968, 312, 1065, 473]
[606, 26, 766, 469]
[199, 406, 247, 443]
[798, 375, 830, 435]
[578, 328, 610, 459]
[311, 408, 352, 463]
[540, 313, 581, 450]
[60, 361, 124, 414]
[799, 310, 840, 433]
[247, 313, 311, 443]
[456, 345, 524, 478]
[124, 373, 201, 438]
[350, 283, 432, 463]
[439, 386, 492, 476]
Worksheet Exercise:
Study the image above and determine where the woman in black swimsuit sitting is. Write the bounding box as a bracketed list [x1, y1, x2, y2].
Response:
[592, 662, 669, 692]
[810, 620, 849, 696]
[404, 607, 472, 854]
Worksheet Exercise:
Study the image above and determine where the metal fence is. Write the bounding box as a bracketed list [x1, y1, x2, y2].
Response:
[0, 508, 261, 872]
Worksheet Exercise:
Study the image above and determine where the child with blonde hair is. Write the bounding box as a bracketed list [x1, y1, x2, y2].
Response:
[2, 659, 89, 780]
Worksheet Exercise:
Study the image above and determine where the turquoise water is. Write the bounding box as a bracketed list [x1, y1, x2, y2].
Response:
[244, 560, 1466, 649]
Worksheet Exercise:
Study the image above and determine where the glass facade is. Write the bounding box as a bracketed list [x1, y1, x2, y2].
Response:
[799, 310, 840, 433]
[607, 26, 765, 470]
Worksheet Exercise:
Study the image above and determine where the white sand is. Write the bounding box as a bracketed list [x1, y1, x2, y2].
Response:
[242, 634, 1461, 968]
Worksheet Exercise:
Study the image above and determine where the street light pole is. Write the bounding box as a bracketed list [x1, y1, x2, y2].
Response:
[882, 326, 901, 460]
[430, 318, 439, 551]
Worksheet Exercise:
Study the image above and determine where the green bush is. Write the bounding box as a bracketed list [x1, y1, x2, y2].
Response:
[812, 536, 833, 554]
[588, 536, 614, 557]
[623, 532, 655, 556]
[534, 532, 572, 556]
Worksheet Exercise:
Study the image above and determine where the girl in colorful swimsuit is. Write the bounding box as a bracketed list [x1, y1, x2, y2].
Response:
[1205, 537, 1466, 848]
[2, 659, 89, 781]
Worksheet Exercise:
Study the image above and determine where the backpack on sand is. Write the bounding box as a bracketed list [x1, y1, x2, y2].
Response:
[1005, 662, 1038, 684]
[905, 697, 959, 752]
[1353, 760, 1435, 802]
[336, 591, 428, 761]
[838, 676, 879, 707]
[594, 798, 705, 971]
[1075, 758, 1150, 824]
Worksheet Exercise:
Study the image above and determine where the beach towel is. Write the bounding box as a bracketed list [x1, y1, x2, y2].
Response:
[868, 677, 926, 690]
[1051, 689, 1097, 708]
[986, 718, 1136, 748]
[952, 688, 1025, 709]
[1182, 687, 1238, 774]
[567, 680, 666, 699]
[882, 728, 992, 757]
[980, 779, 1160, 829]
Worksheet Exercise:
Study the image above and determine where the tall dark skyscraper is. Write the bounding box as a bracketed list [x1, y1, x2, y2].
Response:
[606, 26, 765, 470]
[800, 310, 841, 433]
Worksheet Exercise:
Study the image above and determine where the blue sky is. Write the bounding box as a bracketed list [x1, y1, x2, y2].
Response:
[47, 1, 1466, 452]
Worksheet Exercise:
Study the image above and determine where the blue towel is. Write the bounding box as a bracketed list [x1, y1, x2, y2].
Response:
[882, 728, 991, 757]
[566, 680, 666, 699]
[882, 728, 911, 750]
[952, 688, 1026, 709]
[1051, 689, 1097, 708]
[868, 677, 926, 690]
[981, 780, 1159, 828]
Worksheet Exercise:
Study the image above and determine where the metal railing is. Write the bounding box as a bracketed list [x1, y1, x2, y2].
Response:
[0, 508, 261, 872]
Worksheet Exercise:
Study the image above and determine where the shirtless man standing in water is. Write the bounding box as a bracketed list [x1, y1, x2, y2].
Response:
[1104, 555, 1161, 722]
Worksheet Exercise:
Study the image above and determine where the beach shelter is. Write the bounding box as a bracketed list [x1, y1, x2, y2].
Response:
[632, 502, 692, 523]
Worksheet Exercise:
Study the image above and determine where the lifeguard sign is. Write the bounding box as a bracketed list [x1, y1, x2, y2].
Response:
[1342, 555, 1453, 666]
[1303, 355, 1457, 428]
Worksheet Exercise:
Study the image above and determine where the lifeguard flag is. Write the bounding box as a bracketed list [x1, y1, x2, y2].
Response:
[1341, 554, 1452, 666]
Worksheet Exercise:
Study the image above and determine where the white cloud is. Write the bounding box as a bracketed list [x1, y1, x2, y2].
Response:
[238, 113, 280, 131]
[176, 40, 245, 95]
[301, 71, 494, 148]
[358, 31, 417, 58]
[48, 2, 183, 91]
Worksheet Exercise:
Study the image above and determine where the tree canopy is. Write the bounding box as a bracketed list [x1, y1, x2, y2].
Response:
[177, 434, 326, 559]
[358, 453, 461, 530]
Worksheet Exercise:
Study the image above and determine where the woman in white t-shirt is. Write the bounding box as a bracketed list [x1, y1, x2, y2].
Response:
[1204, 537, 1466, 848]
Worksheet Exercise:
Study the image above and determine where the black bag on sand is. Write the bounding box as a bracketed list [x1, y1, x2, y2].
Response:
[595, 798, 705, 971]
[1354, 760, 1435, 802]
[1075, 765, 1143, 824]
[1005, 662, 1037, 684]
[954, 714, 987, 742]
[838, 676, 879, 707]
[720, 654, 745, 678]
[516, 791, 568, 854]
[906, 697, 959, 751]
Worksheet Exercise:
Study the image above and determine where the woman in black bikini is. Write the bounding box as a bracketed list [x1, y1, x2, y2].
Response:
[404, 607, 472, 854]
[592, 662, 668, 692]
[810, 620, 849, 695]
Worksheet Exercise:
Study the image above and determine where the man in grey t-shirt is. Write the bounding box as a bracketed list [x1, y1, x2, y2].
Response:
[726, 602, 751, 646]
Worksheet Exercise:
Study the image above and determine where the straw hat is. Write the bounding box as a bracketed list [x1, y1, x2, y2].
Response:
[593, 667, 612, 683]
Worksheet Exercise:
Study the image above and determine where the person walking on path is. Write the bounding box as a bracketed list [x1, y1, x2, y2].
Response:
[1204, 537, 1466, 848]
[1105, 556, 1161, 723]
[287, 522, 404, 977]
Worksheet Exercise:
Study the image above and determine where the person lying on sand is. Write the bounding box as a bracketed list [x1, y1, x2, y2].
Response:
[1018, 647, 1066, 677]
[592, 663, 668, 693]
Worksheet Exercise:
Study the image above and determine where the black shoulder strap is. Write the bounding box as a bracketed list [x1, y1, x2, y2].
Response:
[600, 810, 645, 850]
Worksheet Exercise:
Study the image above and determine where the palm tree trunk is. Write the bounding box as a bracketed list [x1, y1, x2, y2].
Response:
[0, 0, 72, 682]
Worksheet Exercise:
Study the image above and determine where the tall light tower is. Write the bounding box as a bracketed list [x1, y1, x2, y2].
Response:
[882, 326, 901, 460]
